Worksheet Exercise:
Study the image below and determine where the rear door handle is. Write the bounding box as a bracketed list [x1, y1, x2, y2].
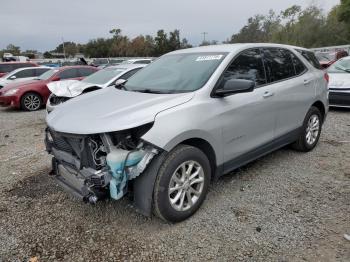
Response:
[304, 79, 311, 85]
[263, 91, 274, 98]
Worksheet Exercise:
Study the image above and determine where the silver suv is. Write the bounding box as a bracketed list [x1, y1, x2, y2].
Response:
[45, 44, 328, 222]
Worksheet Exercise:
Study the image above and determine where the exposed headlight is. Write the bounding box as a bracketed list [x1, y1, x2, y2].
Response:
[4, 89, 19, 96]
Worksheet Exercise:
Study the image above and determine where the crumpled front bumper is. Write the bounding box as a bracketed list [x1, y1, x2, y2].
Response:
[45, 129, 109, 202]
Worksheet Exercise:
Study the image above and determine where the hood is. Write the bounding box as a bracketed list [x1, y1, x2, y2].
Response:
[47, 80, 98, 97]
[328, 73, 350, 89]
[0, 79, 43, 93]
[46, 86, 194, 134]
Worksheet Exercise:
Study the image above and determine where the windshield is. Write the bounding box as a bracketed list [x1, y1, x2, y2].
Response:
[328, 59, 350, 73]
[37, 69, 58, 80]
[82, 67, 126, 85]
[124, 53, 227, 94]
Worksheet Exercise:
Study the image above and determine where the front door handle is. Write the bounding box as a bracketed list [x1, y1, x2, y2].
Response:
[263, 91, 274, 98]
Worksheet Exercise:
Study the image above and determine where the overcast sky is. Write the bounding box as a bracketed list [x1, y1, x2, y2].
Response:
[0, 0, 340, 51]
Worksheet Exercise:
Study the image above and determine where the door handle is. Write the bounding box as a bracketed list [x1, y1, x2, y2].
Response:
[304, 79, 311, 85]
[263, 91, 274, 98]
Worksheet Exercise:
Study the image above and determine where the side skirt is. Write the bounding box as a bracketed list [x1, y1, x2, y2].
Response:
[220, 127, 302, 176]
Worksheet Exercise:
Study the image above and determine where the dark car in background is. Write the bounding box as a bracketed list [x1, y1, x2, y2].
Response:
[0, 66, 98, 111]
[0, 62, 38, 77]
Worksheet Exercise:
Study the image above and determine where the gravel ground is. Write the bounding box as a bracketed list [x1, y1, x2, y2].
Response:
[0, 106, 349, 262]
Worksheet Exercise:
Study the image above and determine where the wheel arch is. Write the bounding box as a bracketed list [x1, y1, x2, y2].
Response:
[311, 100, 326, 122]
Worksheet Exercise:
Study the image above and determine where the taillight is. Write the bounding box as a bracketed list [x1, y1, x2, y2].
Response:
[324, 72, 329, 83]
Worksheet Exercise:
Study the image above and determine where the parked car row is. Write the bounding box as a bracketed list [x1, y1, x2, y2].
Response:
[46, 64, 147, 112]
[0, 66, 98, 111]
[43, 43, 329, 222]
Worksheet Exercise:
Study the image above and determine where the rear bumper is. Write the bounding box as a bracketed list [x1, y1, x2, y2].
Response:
[0, 95, 20, 108]
[329, 89, 350, 108]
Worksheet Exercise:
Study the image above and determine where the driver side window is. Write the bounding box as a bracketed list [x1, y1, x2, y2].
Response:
[224, 49, 267, 86]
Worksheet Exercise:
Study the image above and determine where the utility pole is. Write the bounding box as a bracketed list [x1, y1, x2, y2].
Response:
[201, 32, 208, 43]
[61, 37, 66, 60]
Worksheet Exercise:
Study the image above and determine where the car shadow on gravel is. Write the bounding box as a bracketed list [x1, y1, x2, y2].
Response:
[0, 107, 45, 113]
[7, 167, 59, 199]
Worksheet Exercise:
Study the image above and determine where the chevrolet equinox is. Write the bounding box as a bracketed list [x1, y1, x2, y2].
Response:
[45, 44, 328, 222]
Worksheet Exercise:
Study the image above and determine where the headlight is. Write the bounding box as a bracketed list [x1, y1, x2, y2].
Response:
[4, 89, 19, 96]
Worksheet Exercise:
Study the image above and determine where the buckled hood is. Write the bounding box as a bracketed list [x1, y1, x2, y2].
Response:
[47, 80, 100, 97]
[46, 86, 194, 134]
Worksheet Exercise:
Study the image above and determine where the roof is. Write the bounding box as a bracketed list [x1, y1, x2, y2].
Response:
[9, 66, 51, 73]
[169, 43, 310, 55]
[0, 61, 37, 65]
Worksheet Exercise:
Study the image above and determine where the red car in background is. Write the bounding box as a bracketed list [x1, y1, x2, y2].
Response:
[315, 50, 349, 69]
[0, 62, 38, 77]
[0, 66, 98, 111]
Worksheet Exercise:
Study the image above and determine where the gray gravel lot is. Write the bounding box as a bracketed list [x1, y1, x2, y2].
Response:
[0, 106, 349, 262]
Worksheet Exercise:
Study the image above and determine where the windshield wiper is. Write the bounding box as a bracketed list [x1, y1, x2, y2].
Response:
[335, 66, 350, 73]
[133, 89, 166, 94]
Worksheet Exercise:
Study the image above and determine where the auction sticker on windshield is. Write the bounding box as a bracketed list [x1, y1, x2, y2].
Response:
[196, 55, 223, 61]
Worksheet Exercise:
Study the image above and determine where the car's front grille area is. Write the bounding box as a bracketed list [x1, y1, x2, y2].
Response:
[50, 131, 82, 154]
[50, 95, 71, 106]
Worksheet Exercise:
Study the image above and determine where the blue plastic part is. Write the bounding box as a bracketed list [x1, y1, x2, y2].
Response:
[106, 149, 145, 200]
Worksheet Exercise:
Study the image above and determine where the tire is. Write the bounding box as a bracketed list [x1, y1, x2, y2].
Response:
[21, 92, 42, 111]
[292, 106, 323, 152]
[153, 145, 211, 223]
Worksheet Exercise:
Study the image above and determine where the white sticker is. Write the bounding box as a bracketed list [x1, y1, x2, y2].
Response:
[196, 55, 223, 62]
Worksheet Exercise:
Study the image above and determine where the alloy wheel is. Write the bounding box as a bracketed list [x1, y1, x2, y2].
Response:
[168, 160, 205, 212]
[23, 94, 41, 111]
[305, 114, 320, 145]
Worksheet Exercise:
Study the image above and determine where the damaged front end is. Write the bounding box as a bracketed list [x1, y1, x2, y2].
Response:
[45, 123, 158, 204]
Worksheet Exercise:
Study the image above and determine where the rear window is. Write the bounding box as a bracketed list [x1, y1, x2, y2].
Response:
[296, 49, 322, 69]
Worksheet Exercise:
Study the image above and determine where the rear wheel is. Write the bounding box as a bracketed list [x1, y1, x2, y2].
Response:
[292, 106, 322, 152]
[153, 145, 211, 223]
[21, 92, 42, 111]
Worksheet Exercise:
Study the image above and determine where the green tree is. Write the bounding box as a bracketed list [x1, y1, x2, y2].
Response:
[338, 0, 350, 24]
[5, 44, 21, 55]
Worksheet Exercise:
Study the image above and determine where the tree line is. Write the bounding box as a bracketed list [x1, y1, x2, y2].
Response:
[1, 1, 350, 59]
[227, 1, 350, 47]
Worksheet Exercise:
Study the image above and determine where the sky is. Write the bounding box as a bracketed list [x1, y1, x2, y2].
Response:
[0, 0, 340, 52]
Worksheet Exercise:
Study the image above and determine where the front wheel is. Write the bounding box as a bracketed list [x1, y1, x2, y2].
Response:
[153, 145, 211, 223]
[292, 106, 323, 152]
[21, 92, 42, 111]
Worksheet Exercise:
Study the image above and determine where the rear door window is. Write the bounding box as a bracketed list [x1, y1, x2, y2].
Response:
[59, 68, 79, 79]
[0, 64, 15, 73]
[296, 50, 322, 69]
[13, 69, 35, 78]
[35, 68, 51, 76]
[223, 49, 267, 86]
[262, 48, 295, 83]
[78, 67, 97, 77]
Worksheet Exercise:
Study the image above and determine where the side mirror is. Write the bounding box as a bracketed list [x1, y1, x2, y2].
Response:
[114, 79, 127, 88]
[214, 79, 255, 97]
[51, 76, 60, 81]
[9, 75, 16, 80]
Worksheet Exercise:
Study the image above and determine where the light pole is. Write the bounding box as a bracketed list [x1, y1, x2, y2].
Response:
[61, 37, 66, 60]
[201, 32, 208, 43]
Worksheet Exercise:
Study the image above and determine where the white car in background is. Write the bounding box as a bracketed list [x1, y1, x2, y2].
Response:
[327, 56, 350, 108]
[46, 63, 147, 112]
[0, 67, 51, 89]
